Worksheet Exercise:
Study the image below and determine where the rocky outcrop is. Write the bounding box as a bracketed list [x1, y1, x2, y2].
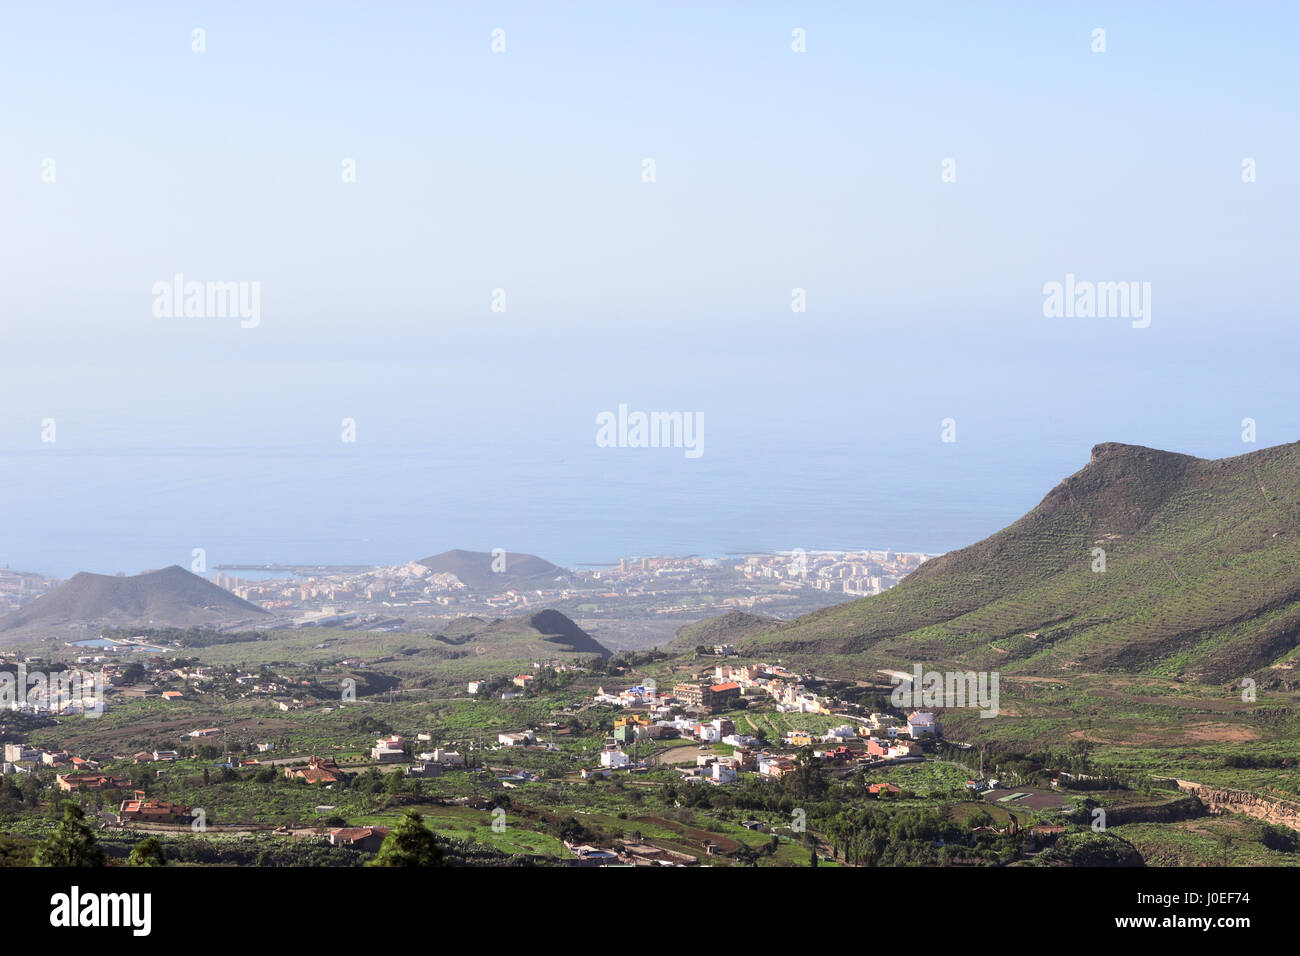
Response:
[1104, 795, 1204, 826]
[1174, 780, 1300, 831]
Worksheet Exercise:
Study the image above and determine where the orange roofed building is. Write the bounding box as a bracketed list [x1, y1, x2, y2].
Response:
[285, 755, 346, 785]
[58, 773, 129, 792]
[708, 681, 741, 708]
[119, 790, 192, 823]
[329, 826, 389, 852]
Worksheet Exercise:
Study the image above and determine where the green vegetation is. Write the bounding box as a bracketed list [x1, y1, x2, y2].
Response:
[1112, 815, 1300, 867]
[3, 443, 1299, 867]
[742, 441, 1300, 684]
[0, 653, 1294, 867]
[368, 810, 446, 867]
[33, 802, 104, 868]
[128, 837, 167, 867]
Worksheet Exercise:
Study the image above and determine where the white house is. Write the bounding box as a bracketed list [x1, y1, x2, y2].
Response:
[695, 723, 722, 743]
[759, 756, 794, 777]
[423, 748, 464, 766]
[600, 749, 631, 768]
[710, 763, 737, 784]
[907, 712, 939, 737]
[371, 735, 406, 761]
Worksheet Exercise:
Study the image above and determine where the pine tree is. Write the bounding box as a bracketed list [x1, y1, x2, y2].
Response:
[128, 837, 167, 866]
[34, 802, 105, 868]
[367, 809, 445, 867]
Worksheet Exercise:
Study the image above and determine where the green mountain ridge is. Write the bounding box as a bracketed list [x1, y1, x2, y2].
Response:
[670, 610, 781, 653]
[738, 440, 1300, 683]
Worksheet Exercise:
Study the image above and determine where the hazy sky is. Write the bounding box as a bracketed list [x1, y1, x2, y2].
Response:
[1, 3, 1297, 574]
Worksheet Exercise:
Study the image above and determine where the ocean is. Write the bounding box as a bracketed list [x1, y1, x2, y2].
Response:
[0, 426, 1202, 579]
[3, 320, 1295, 579]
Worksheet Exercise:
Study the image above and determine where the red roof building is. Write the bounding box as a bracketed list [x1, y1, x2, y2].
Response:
[57, 773, 129, 792]
[119, 790, 192, 823]
[285, 755, 346, 784]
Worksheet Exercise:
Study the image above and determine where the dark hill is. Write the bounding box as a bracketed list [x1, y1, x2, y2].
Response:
[670, 611, 781, 653]
[0, 565, 269, 631]
[430, 608, 610, 659]
[738, 441, 1300, 683]
[417, 549, 571, 591]
[515, 609, 611, 657]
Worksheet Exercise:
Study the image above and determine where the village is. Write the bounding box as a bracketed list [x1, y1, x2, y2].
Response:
[0, 636, 1133, 868]
[567, 653, 940, 786]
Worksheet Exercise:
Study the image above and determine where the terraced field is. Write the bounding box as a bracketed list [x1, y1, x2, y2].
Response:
[1113, 816, 1300, 867]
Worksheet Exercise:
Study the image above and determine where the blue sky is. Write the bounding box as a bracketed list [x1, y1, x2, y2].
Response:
[1, 2, 1297, 574]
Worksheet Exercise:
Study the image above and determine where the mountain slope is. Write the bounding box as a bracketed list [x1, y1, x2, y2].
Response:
[739, 441, 1300, 682]
[430, 608, 610, 659]
[417, 549, 571, 591]
[670, 611, 781, 653]
[0, 565, 269, 631]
